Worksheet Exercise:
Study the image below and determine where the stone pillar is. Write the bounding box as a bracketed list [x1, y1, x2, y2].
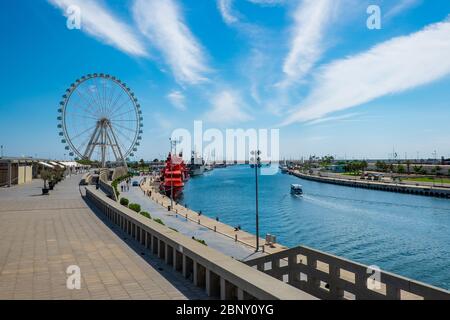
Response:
[329, 266, 344, 299]
[144, 231, 148, 248]
[206, 269, 211, 297]
[173, 249, 177, 271]
[8, 162, 12, 187]
[220, 278, 226, 300]
[165, 244, 170, 264]
[386, 286, 401, 300]
[182, 255, 187, 278]
[237, 288, 245, 300]
[193, 262, 198, 286]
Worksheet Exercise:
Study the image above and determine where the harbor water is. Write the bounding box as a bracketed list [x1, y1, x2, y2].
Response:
[181, 165, 450, 290]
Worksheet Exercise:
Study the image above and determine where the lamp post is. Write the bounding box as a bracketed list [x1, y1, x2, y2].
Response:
[250, 150, 262, 252]
[169, 139, 174, 210]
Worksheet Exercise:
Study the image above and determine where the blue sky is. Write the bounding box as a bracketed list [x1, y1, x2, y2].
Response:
[1, 0, 450, 161]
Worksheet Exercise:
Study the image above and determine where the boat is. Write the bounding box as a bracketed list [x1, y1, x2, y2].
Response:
[188, 151, 205, 176]
[290, 184, 303, 196]
[160, 152, 189, 199]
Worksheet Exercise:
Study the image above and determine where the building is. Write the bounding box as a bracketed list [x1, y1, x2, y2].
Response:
[0, 157, 37, 187]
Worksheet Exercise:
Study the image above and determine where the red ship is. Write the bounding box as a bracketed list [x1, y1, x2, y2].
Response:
[160, 153, 189, 199]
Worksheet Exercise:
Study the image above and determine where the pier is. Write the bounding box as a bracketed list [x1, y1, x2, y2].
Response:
[138, 177, 288, 256]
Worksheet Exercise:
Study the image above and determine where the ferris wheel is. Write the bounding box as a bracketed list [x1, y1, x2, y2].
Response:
[57, 73, 143, 167]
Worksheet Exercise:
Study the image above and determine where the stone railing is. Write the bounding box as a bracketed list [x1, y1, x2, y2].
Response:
[98, 171, 117, 201]
[245, 246, 450, 300]
[85, 187, 316, 300]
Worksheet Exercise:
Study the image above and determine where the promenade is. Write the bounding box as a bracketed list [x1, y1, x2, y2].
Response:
[129, 177, 287, 260]
[0, 175, 207, 300]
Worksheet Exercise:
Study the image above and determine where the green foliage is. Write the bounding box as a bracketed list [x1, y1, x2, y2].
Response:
[128, 203, 141, 213]
[375, 161, 388, 172]
[40, 169, 52, 188]
[344, 161, 368, 174]
[120, 198, 129, 206]
[153, 218, 165, 226]
[192, 237, 207, 246]
[413, 165, 423, 174]
[397, 164, 405, 174]
[140, 211, 151, 219]
[111, 173, 133, 199]
[169, 227, 178, 232]
[319, 155, 334, 167]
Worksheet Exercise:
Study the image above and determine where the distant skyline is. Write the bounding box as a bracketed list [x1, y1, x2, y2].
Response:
[1, 0, 450, 161]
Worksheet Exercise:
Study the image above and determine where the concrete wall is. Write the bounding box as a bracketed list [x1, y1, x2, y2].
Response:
[245, 246, 450, 300]
[18, 165, 32, 185]
[85, 187, 316, 300]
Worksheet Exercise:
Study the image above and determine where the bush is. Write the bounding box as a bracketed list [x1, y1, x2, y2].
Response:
[153, 218, 165, 226]
[120, 198, 129, 206]
[128, 203, 141, 213]
[192, 237, 207, 246]
[140, 211, 151, 219]
[169, 227, 178, 232]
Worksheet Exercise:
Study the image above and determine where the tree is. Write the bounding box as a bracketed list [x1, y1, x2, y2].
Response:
[405, 160, 411, 174]
[375, 161, 387, 172]
[40, 170, 51, 189]
[397, 165, 405, 174]
[361, 160, 368, 173]
[434, 166, 442, 176]
[413, 165, 423, 174]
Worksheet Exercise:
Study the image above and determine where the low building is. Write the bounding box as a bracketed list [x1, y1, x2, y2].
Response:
[0, 157, 37, 187]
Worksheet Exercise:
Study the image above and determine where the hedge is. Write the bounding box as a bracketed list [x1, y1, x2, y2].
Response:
[128, 203, 141, 213]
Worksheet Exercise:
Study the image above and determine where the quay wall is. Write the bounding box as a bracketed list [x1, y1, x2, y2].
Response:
[245, 246, 450, 300]
[290, 171, 450, 199]
[85, 187, 316, 300]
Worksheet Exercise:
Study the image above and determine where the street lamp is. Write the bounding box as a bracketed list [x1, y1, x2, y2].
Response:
[250, 150, 262, 252]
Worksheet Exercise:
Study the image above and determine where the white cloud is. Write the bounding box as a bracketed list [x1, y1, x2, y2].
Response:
[282, 18, 450, 125]
[48, 0, 147, 57]
[204, 90, 253, 124]
[281, 0, 337, 86]
[305, 113, 362, 126]
[217, 0, 238, 25]
[247, 0, 285, 5]
[133, 0, 209, 85]
[167, 90, 186, 111]
[385, 0, 421, 19]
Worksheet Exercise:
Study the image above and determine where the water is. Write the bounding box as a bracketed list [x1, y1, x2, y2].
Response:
[181, 165, 450, 290]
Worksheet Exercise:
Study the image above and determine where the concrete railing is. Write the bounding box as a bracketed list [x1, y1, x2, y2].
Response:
[85, 187, 316, 300]
[98, 172, 117, 201]
[245, 246, 450, 300]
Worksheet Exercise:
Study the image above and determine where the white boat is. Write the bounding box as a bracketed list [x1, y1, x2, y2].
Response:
[291, 184, 303, 196]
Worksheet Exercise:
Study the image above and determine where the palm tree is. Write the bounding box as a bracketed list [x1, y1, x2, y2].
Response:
[406, 160, 411, 174]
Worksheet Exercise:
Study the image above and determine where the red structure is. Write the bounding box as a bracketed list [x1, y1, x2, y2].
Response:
[160, 153, 188, 199]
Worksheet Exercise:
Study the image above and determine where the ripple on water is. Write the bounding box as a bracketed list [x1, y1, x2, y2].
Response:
[181, 166, 450, 290]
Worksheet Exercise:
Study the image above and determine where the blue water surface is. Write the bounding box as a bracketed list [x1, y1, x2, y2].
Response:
[181, 165, 450, 290]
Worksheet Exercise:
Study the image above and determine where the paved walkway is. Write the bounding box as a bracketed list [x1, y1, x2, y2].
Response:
[0, 175, 207, 300]
[119, 177, 286, 262]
